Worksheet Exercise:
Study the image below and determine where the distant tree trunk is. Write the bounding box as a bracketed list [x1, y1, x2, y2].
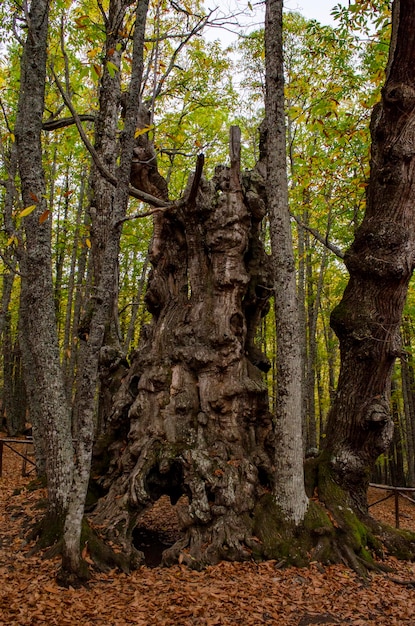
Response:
[390, 379, 405, 486]
[92, 128, 275, 568]
[400, 318, 415, 485]
[54, 164, 71, 328]
[320, 0, 415, 513]
[264, 0, 308, 524]
[3, 329, 26, 436]
[14, 0, 73, 518]
[62, 174, 88, 399]
[123, 255, 149, 354]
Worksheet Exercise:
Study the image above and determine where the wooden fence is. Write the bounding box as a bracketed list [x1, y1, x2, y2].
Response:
[0, 437, 35, 477]
[369, 482, 415, 529]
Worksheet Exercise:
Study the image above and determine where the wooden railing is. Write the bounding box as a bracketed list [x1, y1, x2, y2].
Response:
[0, 437, 36, 478]
[369, 483, 415, 529]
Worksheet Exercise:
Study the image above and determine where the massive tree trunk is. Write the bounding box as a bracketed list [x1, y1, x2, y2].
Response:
[311, 0, 415, 560]
[92, 128, 275, 568]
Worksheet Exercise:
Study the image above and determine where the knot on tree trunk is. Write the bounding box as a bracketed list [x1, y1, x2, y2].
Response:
[363, 398, 391, 429]
[383, 83, 415, 111]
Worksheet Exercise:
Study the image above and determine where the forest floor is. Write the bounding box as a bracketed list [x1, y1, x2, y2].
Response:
[1, 438, 415, 625]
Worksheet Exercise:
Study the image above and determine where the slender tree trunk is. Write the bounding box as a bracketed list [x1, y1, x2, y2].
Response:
[65, 213, 90, 401]
[401, 322, 415, 486]
[62, 174, 87, 397]
[14, 0, 73, 519]
[123, 254, 149, 354]
[54, 164, 71, 326]
[264, 0, 308, 524]
[60, 0, 151, 582]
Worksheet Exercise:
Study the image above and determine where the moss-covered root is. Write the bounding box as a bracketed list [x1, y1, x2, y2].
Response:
[27, 510, 65, 555]
[27, 510, 139, 587]
[365, 515, 415, 561]
[57, 517, 142, 587]
[252, 494, 338, 568]
[314, 460, 415, 573]
[251, 490, 412, 576]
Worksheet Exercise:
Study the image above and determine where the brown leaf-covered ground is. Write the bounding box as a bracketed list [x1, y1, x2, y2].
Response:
[1, 438, 415, 625]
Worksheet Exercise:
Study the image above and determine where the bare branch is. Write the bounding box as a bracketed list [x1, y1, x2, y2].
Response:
[42, 114, 95, 131]
[51, 68, 170, 208]
[116, 152, 205, 226]
[96, 0, 109, 29]
[291, 213, 344, 259]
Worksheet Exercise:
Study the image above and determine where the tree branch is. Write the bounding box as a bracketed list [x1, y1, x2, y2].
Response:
[51, 68, 171, 208]
[42, 114, 95, 131]
[291, 213, 345, 259]
[115, 152, 205, 226]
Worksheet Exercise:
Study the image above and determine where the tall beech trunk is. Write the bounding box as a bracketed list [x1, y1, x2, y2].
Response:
[264, 0, 308, 524]
[15, 0, 73, 518]
[92, 128, 275, 568]
[321, 0, 415, 512]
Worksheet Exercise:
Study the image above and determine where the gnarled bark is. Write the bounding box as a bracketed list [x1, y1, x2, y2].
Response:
[321, 0, 415, 514]
[92, 128, 275, 568]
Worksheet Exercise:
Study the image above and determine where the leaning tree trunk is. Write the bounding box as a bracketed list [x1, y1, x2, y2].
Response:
[319, 0, 415, 516]
[92, 128, 276, 569]
[60, 0, 150, 584]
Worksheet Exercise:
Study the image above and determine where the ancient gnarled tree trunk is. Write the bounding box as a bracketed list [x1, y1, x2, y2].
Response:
[321, 0, 415, 513]
[92, 128, 275, 567]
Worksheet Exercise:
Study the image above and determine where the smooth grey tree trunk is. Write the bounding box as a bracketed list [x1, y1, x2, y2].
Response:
[264, 0, 308, 524]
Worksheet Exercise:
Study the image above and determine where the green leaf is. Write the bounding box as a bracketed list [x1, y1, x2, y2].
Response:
[106, 61, 119, 78]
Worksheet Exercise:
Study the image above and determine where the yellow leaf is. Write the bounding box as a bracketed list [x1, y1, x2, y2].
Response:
[87, 47, 101, 59]
[19, 205, 36, 218]
[134, 124, 154, 138]
[85, 238, 91, 248]
[6, 235, 18, 247]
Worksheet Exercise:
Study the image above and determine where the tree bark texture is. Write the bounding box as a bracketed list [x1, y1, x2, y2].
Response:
[14, 0, 73, 517]
[61, 0, 150, 582]
[323, 0, 415, 511]
[92, 128, 275, 568]
[264, 0, 308, 524]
